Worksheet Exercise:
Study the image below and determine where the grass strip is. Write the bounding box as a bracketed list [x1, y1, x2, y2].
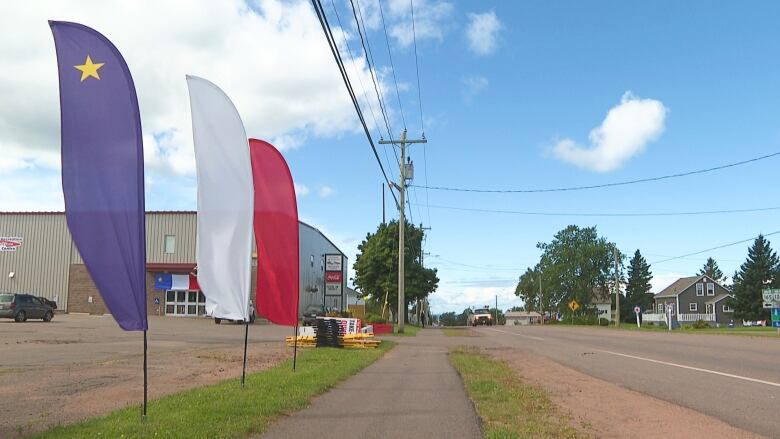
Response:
[450, 348, 588, 439]
[33, 341, 394, 439]
[383, 323, 421, 336]
[609, 324, 780, 337]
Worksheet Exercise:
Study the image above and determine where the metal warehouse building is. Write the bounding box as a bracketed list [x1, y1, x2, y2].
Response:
[0, 212, 347, 318]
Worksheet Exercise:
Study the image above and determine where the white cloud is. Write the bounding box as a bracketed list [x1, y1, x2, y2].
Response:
[466, 10, 502, 55]
[650, 272, 688, 295]
[0, 0, 393, 210]
[318, 185, 335, 198]
[551, 92, 668, 172]
[461, 75, 488, 101]
[387, 0, 453, 47]
[294, 183, 310, 196]
[429, 282, 521, 314]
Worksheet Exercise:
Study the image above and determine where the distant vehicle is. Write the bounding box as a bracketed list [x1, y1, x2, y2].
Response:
[302, 304, 326, 326]
[0, 293, 55, 322]
[214, 301, 256, 324]
[469, 308, 493, 326]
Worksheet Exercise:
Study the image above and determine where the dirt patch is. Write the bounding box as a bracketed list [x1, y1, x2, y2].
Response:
[0, 342, 290, 438]
[487, 348, 764, 439]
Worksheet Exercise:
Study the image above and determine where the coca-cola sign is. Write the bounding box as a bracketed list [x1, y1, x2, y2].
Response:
[0, 237, 23, 252]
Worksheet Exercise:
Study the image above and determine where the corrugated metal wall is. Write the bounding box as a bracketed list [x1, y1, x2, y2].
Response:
[72, 213, 197, 264]
[0, 214, 73, 307]
[1, 213, 347, 316]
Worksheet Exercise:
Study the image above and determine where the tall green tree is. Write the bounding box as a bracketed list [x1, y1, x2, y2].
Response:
[698, 257, 725, 282]
[353, 220, 439, 321]
[515, 225, 623, 315]
[625, 249, 653, 313]
[731, 235, 779, 321]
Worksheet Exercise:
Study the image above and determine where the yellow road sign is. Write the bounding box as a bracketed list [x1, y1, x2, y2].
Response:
[568, 299, 580, 312]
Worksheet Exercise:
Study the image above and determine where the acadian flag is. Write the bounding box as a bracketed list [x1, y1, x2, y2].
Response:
[50, 22, 147, 331]
[154, 273, 200, 291]
[250, 139, 300, 326]
[187, 76, 253, 322]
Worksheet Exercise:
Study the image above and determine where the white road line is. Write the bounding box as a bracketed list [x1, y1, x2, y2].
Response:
[485, 328, 545, 341]
[596, 349, 780, 388]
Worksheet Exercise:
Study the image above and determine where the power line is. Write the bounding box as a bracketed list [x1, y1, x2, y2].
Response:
[650, 230, 780, 265]
[410, 150, 780, 194]
[377, 0, 407, 129]
[413, 203, 780, 217]
[409, 0, 431, 229]
[311, 0, 398, 208]
[328, 0, 395, 180]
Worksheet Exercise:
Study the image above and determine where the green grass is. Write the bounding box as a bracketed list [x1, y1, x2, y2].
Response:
[383, 323, 421, 336]
[32, 341, 394, 439]
[616, 324, 780, 337]
[450, 348, 588, 439]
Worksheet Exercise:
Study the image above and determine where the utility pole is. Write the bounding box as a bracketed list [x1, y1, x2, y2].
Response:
[539, 273, 543, 325]
[379, 129, 427, 333]
[614, 246, 621, 327]
[495, 295, 498, 324]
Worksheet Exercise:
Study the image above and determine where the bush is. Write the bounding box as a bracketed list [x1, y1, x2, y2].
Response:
[599, 318, 609, 326]
[692, 319, 710, 329]
[365, 314, 388, 324]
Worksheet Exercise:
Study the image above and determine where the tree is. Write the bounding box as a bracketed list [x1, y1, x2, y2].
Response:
[353, 220, 439, 322]
[698, 257, 725, 282]
[516, 225, 623, 315]
[625, 249, 653, 314]
[731, 235, 779, 321]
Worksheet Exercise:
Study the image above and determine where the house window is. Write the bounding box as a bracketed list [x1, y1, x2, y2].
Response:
[695, 283, 704, 296]
[164, 235, 176, 254]
[723, 305, 734, 313]
[689, 303, 698, 312]
[706, 283, 715, 296]
[657, 303, 664, 313]
[706, 304, 714, 314]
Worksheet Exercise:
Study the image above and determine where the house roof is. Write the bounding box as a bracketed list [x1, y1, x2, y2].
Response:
[654, 276, 701, 298]
[705, 293, 733, 305]
[506, 311, 541, 318]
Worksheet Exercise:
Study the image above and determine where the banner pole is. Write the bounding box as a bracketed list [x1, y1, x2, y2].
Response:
[293, 320, 299, 371]
[241, 321, 249, 388]
[143, 329, 148, 420]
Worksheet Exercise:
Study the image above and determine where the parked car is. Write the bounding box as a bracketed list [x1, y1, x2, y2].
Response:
[469, 308, 494, 326]
[37, 296, 57, 309]
[0, 293, 55, 322]
[302, 304, 326, 326]
[214, 301, 256, 324]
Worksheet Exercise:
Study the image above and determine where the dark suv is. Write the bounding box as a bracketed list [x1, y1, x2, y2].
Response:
[0, 293, 55, 322]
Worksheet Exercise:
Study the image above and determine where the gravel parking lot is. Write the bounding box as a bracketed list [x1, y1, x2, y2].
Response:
[0, 314, 293, 437]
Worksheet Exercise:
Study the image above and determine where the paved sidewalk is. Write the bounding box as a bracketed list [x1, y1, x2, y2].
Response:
[259, 329, 482, 439]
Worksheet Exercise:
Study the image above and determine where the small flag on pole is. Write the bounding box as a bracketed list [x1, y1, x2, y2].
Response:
[50, 21, 147, 332]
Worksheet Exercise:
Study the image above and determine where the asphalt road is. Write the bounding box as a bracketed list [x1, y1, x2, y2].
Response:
[259, 330, 483, 439]
[473, 325, 780, 438]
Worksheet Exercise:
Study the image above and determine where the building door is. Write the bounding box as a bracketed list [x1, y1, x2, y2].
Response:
[165, 290, 206, 316]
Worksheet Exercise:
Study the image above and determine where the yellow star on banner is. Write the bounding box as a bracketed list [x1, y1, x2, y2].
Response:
[74, 55, 104, 82]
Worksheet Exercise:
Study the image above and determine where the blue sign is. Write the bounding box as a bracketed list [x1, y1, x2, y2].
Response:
[773, 308, 780, 317]
[773, 321, 780, 328]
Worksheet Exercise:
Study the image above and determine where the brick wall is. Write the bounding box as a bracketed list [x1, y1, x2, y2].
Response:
[67, 264, 159, 315]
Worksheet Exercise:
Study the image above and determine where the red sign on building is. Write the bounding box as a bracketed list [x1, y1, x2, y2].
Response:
[325, 271, 342, 283]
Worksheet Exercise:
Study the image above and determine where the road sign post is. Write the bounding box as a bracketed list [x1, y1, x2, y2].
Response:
[634, 306, 641, 328]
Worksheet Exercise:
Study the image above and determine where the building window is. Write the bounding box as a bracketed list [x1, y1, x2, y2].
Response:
[689, 303, 698, 312]
[657, 303, 664, 313]
[165, 288, 206, 316]
[706, 283, 715, 296]
[696, 283, 704, 296]
[723, 305, 734, 313]
[164, 235, 176, 254]
[706, 303, 714, 314]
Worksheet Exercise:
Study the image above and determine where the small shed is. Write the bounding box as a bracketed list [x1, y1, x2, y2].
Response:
[505, 311, 541, 325]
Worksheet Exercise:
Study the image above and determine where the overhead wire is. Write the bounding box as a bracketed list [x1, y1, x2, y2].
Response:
[311, 0, 399, 208]
[412, 203, 780, 217]
[329, 0, 395, 181]
[650, 230, 780, 265]
[409, 0, 432, 229]
[410, 150, 780, 194]
[377, 0, 407, 130]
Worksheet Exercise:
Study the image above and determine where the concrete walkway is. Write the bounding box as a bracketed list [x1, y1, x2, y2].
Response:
[259, 329, 482, 439]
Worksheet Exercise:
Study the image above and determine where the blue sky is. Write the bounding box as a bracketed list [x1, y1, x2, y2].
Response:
[3, 1, 780, 313]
